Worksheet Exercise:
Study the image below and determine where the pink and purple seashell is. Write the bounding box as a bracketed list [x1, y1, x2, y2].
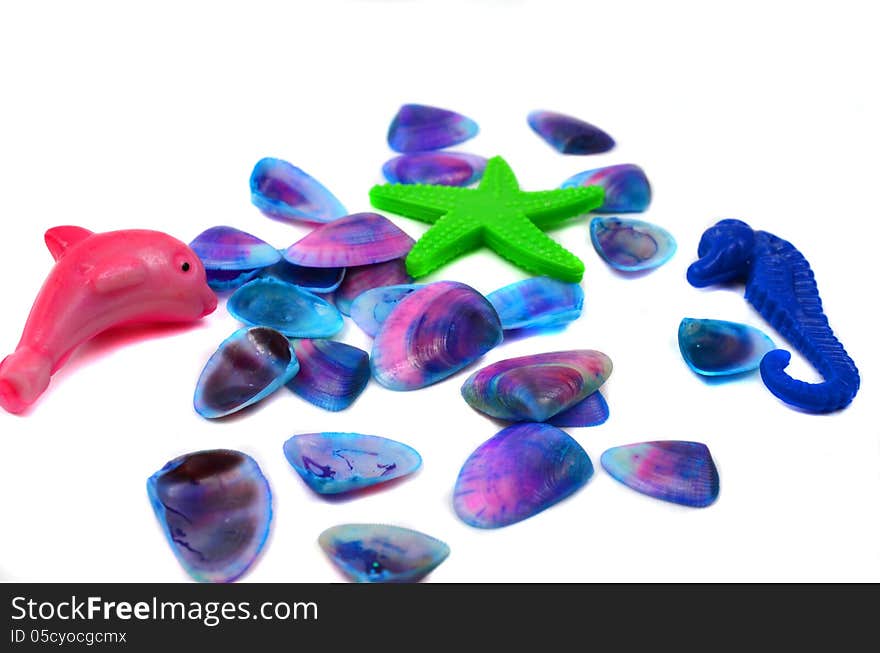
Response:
[333, 258, 413, 316]
[349, 284, 423, 337]
[286, 339, 370, 412]
[318, 524, 449, 583]
[486, 277, 584, 331]
[189, 226, 282, 291]
[147, 449, 272, 582]
[371, 281, 503, 391]
[678, 318, 775, 377]
[453, 422, 594, 529]
[250, 157, 347, 224]
[283, 432, 421, 495]
[527, 110, 615, 155]
[260, 258, 346, 294]
[461, 350, 613, 422]
[546, 390, 609, 428]
[387, 104, 479, 153]
[600, 441, 720, 507]
[382, 151, 487, 187]
[227, 278, 343, 338]
[590, 216, 676, 272]
[561, 164, 651, 213]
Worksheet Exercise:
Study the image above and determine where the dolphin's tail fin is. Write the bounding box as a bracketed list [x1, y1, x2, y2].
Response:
[0, 347, 52, 414]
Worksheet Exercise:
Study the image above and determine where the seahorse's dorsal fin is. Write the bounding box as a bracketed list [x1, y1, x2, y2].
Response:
[45, 226, 94, 261]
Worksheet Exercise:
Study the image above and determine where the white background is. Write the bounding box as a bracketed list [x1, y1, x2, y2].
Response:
[1, 0, 877, 583]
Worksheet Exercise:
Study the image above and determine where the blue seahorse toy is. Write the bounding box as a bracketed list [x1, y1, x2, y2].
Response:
[687, 219, 859, 413]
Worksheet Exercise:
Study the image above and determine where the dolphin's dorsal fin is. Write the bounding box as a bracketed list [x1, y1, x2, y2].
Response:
[45, 226, 94, 261]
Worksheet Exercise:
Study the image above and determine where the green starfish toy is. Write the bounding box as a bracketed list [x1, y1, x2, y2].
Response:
[369, 155, 604, 282]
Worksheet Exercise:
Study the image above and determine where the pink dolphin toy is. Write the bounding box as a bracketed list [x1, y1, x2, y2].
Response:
[0, 226, 218, 414]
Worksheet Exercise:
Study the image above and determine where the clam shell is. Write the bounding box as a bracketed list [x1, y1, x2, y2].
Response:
[454, 423, 594, 528]
[561, 164, 651, 213]
[249, 157, 347, 224]
[382, 151, 487, 186]
[371, 281, 503, 391]
[189, 226, 282, 292]
[387, 103, 479, 153]
[259, 257, 346, 293]
[590, 216, 676, 272]
[283, 432, 421, 495]
[227, 278, 343, 338]
[147, 449, 272, 582]
[193, 326, 299, 419]
[333, 258, 413, 316]
[286, 339, 370, 412]
[318, 524, 450, 583]
[486, 277, 583, 331]
[461, 350, 613, 422]
[527, 110, 615, 154]
[349, 284, 424, 337]
[600, 441, 720, 507]
[678, 318, 775, 376]
[547, 390, 610, 428]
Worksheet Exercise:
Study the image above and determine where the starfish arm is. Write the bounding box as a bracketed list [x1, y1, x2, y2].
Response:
[519, 186, 605, 229]
[481, 156, 523, 197]
[485, 214, 585, 282]
[404, 211, 484, 278]
[369, 183, 475, 224]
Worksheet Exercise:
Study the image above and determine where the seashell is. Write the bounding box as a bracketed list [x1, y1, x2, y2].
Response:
[678, 318, 776, 377]
[453, 422, 594, 528]
[590, 216, 676, 272]
[193, 326, 299, 418]
[282, 212, 414, 269]
[349, 284, 424, 337]
[461, 350, 613, 422]
[371, 281, 503, 391]
[527, 110, 615, 155]
[333, 258, 413, 316]
[227, 278, 343, 338]
[561, 163, 652, 213]
[189, 226, 281, 291]
[249, 157, 347, 224]
[382, 151, 487, 186]
[283, 432, 421, 495]
[547, 390, 609, 428]
[387, 103, 479, 153]
[286, 339, 370, 412]
[259, 257, 346, 293]
[147, 449, 272, 582]
[600, 441, 720, 507]
[318, 524, 449, 583]
[486, 277, 583, 331]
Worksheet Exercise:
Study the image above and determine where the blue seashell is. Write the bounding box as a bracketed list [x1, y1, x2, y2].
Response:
[387, 104, 479, 153]
[283, 432, 422, 495]
[461, 350, 613, 422]
[250, 157, 347, 224]
[227, 278, 343, 338]
[527, 110, 615, 155]
[260, 256, 346, 293]
[678, 318, 775, 376]
[371, 281, 503, 391]
[318, 524, 449, 583]
[349, 284, 424, 337]
[189, 226, 282, 292]
[382, 151, 487, 186]
[286, 339, 370, 412]
[333, 258, 413, 316]
[454, 422, 593, 528]
[590, 216, 677, 272]
[486, 277, 583, 331]
[147, 449, 272, 582]
[193, 326, 299, 419]
[282, 212, 414, 268]
[600, 440, 720, 507]
[547, 390, 609, 428]
[561, 164, 651, 213]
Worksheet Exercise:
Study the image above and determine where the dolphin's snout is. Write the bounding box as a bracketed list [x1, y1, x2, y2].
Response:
[201, 288, 218, 317]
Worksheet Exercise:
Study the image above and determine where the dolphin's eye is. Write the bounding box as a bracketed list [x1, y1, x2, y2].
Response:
[181, 261, 191, 272]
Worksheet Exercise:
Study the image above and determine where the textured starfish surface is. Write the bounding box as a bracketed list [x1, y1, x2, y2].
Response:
[369, 156, 604, 282]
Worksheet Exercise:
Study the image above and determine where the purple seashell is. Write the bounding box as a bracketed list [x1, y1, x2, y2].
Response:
[193, 326, 300, 419]
[189, 226, 282, 292]
[249, 157, 347, 224]
[227, 278, 343, 338]
[382, 151, 487, 187]
[318, 524, 449, 583]
[561, 164, 652, 213]
[371, 281, 503, 391]
[486, 277, 584, 331]
[590, 216, 677, 272]
[678, 318, 775, 377]
[283, 432, 421, 495]
[527, 110, 615, 155]
[349, 284, 424, 337]
[333, 258, 413, 316]
[461, 350, 613, 422]
[600, 441, 720, 507]
[454, 423, 593, 529]
[147, 449, 272, 583]
[387, 103, 479, 153]
[546, 390, 609, 428]
[286, 339, 370, 412]
[282, 212, 414, 269]
[260, 256, 346, 293]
